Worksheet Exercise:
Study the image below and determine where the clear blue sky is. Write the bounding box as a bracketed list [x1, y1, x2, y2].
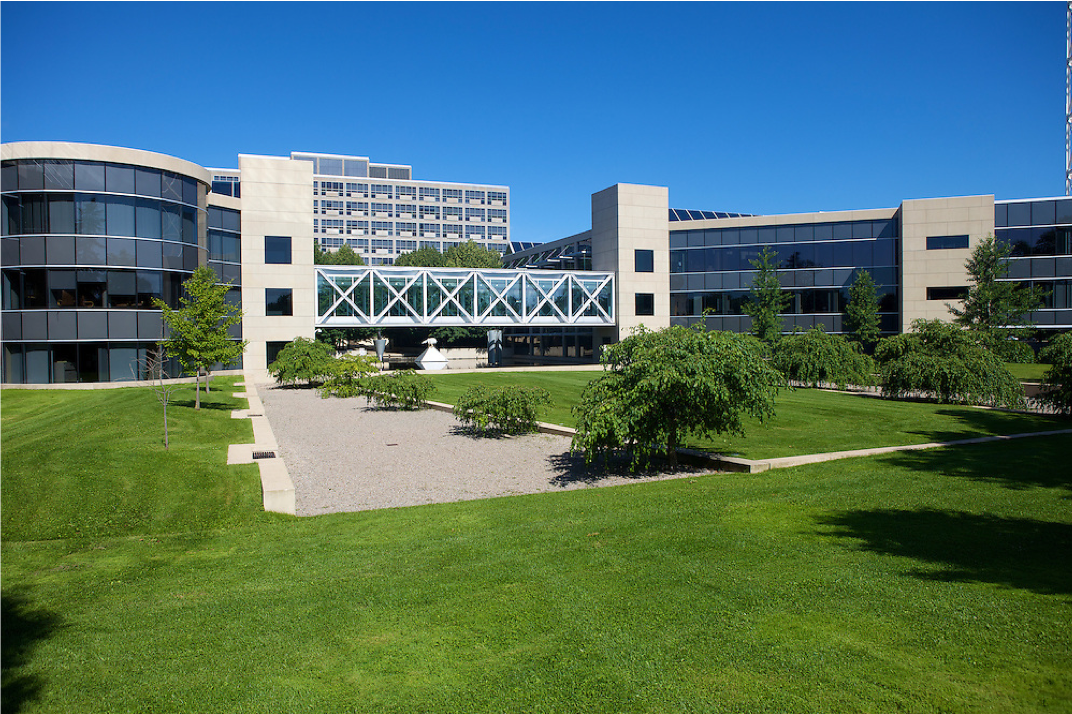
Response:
[1, 2, 1065, 243]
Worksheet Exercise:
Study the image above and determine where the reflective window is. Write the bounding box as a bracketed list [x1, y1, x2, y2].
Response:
[926, 235, 968, 250]
[927, 286, 968, 301]
[108, 270, 137, 307]
[43, 160, 75, 190]
[76, 196, 107, 235]
[75, 237, 106, 265]
[635, 293, 654, 316]
[17, 160, 44, 190]
[1032, 200, 1056, 226]
[46, 235, 75, 265]
[161, 204, 182, 242]
[162, 173, 183, 201]
[1007, 202, 1031, 227]
[136, 239, 162, 269]
[49, 195, 75, 234]
[107, 238, 136, 267]
[49, 270, 77, 307]
[75, 162, 105, 192]
[106, 196, 135, 236]
[265, 236, 291, 264]
[135, 199, 161, 239]
[266, 288, 293, 316]
[135, 168, 161, 197]
[105, 164, 135, 194]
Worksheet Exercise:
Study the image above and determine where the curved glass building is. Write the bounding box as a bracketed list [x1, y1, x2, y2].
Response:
[1, 142, 211, 383]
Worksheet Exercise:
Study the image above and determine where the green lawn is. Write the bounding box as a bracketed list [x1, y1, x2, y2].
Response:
[423, 371, 1070, 459]
[2, 384, 1071, 713]
[1006, 362, 1049, 382]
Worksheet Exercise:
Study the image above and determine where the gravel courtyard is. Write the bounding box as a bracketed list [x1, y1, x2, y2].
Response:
[259, 384, 705, 516]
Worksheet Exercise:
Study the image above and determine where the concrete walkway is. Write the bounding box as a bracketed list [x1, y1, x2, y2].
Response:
[227, 373, 296, 515]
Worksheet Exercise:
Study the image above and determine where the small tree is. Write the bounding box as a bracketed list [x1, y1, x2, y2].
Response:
[771, 326, 875, 389]
[949, 235, 1046, 361]
[133, 348, 179, 450]
[874, 319, 1024, 408]
[1038, 332, 1072, 415]
[268, 337, 337, 387]
[743, 247, 790, 345]
[572, 325, 783, 469]
[845, 269, 882, 349]
[154, 266, 245, 410]
[314, 242, 365, 265]
[317, 354, 378, 398]
[453, 385, 552, 435]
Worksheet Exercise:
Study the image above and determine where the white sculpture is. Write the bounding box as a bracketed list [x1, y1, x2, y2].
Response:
[416, 337, 448, 371]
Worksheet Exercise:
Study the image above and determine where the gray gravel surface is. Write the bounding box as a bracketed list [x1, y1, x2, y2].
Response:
[259, 385, 705, 516]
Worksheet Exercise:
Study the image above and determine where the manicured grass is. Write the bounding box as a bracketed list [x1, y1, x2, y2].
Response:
[1006, 362, 1049, 382]
[0, 377, 262, 542]
[423, 371, 1070, 459]
[2, 383, 1070, 712]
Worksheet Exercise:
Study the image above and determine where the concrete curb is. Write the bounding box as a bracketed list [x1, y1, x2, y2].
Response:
[227, 373, 296, 515]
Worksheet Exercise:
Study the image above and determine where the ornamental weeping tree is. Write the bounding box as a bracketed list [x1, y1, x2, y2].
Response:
[845, 269, 882, 350]
[155, 266, 246, 410]
[572, 325, 783, 469]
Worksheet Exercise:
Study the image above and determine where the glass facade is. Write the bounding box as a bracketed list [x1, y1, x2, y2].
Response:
[996, 198, 1072, 329]
[668, 218, 900, 334]
[1, 155, 209, 383]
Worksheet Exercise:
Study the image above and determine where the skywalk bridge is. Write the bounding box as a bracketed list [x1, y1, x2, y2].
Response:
[316, 266, 615, 328]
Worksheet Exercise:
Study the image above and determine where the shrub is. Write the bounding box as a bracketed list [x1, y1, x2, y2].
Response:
[874, 320, 1024, 408]
[1038, 332, 1072, 415]
[317, 355, 378, 398]
[771, 327, 874, 389]
[359, 370, 435, 410]
[268, 337, 337, 387]
[453, 385, 552, 435]
[985, 333, 1036, 364]
[572, 325, 783, 469]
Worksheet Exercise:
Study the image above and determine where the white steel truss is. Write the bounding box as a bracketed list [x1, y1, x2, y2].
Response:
[316, 266, 615, 327]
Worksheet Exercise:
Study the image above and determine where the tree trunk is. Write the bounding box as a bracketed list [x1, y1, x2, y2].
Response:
[195, 372, 201, 410]
[205, 369, 211, 393]
[163, 403, 169, 450]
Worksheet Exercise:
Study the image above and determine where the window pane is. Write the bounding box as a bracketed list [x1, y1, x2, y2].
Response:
[266, 288, 293, 316]
[108, 270, 137, 307]
[1032, 200, 1056, 226]
[75, 237, 106, 265]
[265, 236, 292, 264]
[161, 204, 181, 242]
[1007, 202, 1031, 227]
[135, 168, 161, 197]
[105, 164, 135, 194]
[17, 160, 44, 190]
[43, 160, 75, 190]
[76, 196, 107, 235]
[162, 172, 183, 201]
[46, 235, 75, 265]
[635, 292, 654, 316]
[107, 237, 136, 266]
[135, 199, 161, 239]
[634, 249, 654, 273]
[106, 196, 135, 236]
[49, 195, 75, 234]
[75, 162, 106, 191]
[49, 269, 77, 307]
[136, 239, 162, 268]
[181, 207, 196, 244]
[162, 242, 184, 269]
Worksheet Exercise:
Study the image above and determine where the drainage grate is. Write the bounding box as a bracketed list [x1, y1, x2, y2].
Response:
[252, 451, 277, 460]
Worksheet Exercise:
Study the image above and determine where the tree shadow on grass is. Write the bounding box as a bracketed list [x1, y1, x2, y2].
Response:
[1, 587, 63, 713]
[903, 406, 1070, 445]
[816, 508, 1072, 597]
[882, 433, 1072, 494]
[547, 451, 704, 486]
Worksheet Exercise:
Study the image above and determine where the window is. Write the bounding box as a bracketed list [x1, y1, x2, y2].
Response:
[488, 208, 507, 222]
[635, 293, 655, 316]
[266, 341, 288, 366]
[465, 208, 486, 222]
[266, 288, 293, 316]
[927, 235, 969, 250]
[465, 190, 485, 204]
[419, 187, 440, 201]
[443, 188, 462, 202]
[635, 249, 654, 273]
[265, 236, 291, 264]
[488, 191, 507, 205]
[927, 286, 968, 301]
[396, 186, 416, 201]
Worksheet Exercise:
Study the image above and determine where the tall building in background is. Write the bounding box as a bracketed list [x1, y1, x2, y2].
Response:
[211, 151, 510, 266]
